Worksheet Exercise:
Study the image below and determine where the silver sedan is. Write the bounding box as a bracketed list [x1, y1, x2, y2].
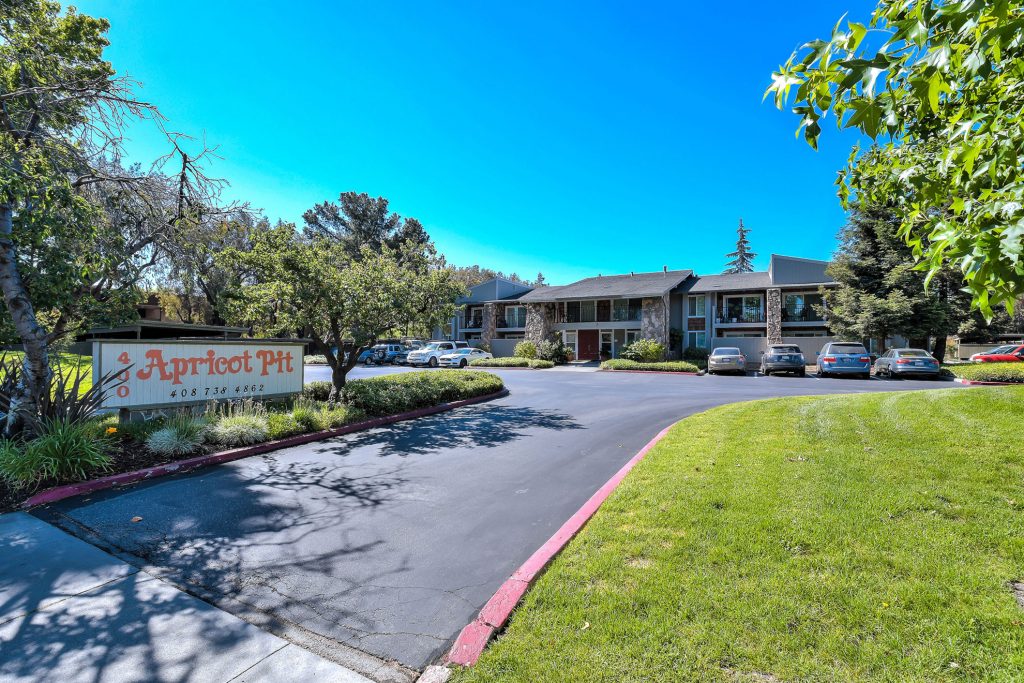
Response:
[708, 347, 747, 375]
[873, 348, 941, 379]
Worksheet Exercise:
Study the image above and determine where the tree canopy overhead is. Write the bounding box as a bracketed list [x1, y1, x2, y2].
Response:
[767, 0, 1024, 316]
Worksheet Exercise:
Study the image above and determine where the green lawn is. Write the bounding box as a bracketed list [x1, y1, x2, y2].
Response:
[455, 387, 1024, 683]
[0, 352, 93, 391]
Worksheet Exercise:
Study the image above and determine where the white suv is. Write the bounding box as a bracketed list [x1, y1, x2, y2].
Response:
[407, 341, 463, 368]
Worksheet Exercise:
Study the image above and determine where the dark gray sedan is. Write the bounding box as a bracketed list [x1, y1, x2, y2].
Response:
[873, 348, 942, 379]
[760, 344, 806, 376]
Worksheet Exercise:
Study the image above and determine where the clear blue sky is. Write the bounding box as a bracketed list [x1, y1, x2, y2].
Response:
[77, 0, 874, 284]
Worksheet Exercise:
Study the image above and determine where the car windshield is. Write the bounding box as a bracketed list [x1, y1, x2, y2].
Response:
[770, 346, 801, 353]
[986, 345, 1014, 354]
[712, 348, 740, 356]
[423, 343, 441, 351]
[898, 349, 930, 357]
[830, 343, 868, 354]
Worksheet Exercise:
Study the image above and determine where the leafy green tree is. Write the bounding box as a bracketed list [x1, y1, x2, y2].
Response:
[724, 219, 756, 274]
[302, 192, 429, 259]
[767, 0, 1024, 316]
[0, 1, 223, 424]
[220, 225, 464, 395]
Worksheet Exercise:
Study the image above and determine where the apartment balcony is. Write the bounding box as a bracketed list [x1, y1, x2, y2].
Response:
[463, 316, 484, 330]
[782, 305, 826, 324]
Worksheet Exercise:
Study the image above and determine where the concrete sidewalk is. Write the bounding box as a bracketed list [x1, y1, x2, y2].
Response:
[0, 512, 370, 683]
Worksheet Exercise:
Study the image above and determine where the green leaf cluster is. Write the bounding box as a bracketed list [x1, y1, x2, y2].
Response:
[767, 1, 1024, 316]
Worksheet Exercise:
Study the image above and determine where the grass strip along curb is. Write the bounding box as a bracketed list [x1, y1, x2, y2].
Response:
[452, 386, 1024, 683]
[946, 361, 1024, 384]
[23, 387, 509, 509]
[444, 423, 676, 667]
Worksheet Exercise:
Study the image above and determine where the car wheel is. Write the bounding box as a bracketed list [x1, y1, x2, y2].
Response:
[861, 372, 871, 380]
[429, 357, 438, 368]
[798, 369, 806, 377]
[459, 359, 468, 368]
[817, 369, 827, 378]
[761, 367, 770, 376]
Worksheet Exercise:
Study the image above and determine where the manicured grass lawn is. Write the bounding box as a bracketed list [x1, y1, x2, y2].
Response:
[455, 387, 1024, 683]
[0, 352, 93, 391]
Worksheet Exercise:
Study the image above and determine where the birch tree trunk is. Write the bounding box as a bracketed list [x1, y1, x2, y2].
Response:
[0, 202, 51, 430]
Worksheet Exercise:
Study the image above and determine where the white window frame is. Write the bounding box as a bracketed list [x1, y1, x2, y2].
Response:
[687, 295, 706, 318]
[504, 305, 526, 328]
[687, 330, 707, 349]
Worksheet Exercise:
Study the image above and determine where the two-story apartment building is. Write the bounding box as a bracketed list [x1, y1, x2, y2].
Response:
[441, 255, 838, 361]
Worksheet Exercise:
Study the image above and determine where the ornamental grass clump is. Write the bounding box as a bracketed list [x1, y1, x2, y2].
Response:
[205, 399, 269, 447]
[0, 418, 112, 488]
[145, 412, 208, 456]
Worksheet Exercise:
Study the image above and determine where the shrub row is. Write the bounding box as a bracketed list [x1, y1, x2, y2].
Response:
[340, 370, 504, 416]
[0, 371, 504, 489]
[947, 362, 1024, 383]
[469, 357, 554, 369]
[600, 359, 700, 373]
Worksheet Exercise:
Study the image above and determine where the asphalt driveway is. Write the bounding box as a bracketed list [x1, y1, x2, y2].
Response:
[34, 369, 958, 679]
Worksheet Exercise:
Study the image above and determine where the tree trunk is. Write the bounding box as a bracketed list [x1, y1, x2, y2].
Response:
[932, 335, 948, 362]
[0, 203, 51, 431]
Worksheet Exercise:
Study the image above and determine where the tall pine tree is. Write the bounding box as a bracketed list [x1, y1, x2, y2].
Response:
[724, 219, 756, 273]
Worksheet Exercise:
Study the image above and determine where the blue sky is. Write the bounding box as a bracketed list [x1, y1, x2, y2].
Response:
[76, 1, 874, 283]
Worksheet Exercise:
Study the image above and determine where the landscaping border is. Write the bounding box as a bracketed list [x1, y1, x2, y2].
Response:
[22, 387, 510, 509]
[442, 421, 676, 668]
[599, 369, 701, 376]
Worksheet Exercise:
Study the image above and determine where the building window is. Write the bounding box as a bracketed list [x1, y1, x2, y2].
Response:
[563, 330, 578, 357]
[625, 330, 640, 346]
[504, 305, 526, 328]
[687, 331, 707, 349]
[783, 293, 825, 322]
[722, 295, 763, 323]
[612, 299, 643, 322]
[565, 301, 580, 323]
[600, 331, 613, 358]
[687, 295, 705, 317]
[580, 300, 596, 323]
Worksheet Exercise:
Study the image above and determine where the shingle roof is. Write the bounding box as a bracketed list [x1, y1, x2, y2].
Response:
[685, 271, 773, 293]
[518, 270, 692, 302]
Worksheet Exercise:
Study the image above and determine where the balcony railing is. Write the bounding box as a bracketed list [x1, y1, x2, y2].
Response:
[716, 312, 765, 324]
[464, 317, 484, 329]
[782, 305, 825, 322]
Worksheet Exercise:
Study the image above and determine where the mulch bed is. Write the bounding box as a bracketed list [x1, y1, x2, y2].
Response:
[0, 437, 220, 514]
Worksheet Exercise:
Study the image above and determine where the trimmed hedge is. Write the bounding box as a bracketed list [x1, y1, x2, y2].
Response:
[470, 357, 554, 369]
[340, 370, 505, 416]
[600, 359, 700, 373]
[947, 362, 1024, 383]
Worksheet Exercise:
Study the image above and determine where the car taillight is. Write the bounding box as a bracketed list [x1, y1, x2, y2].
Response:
[896, 359, 912, 364]
[859, 356, 870, 363]
[822, 356, 836, 363]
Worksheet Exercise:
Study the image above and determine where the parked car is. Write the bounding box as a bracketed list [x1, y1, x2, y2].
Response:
[361, 343, 405, 365]
[873, 348, 941, 379]
[406, 341, 460, 368]
[760, 344, 806, 376]
[438, 347, 493, 368]
[816, 341, 871, 379]
[972, 344, 1024, 363]
[968, 344, 1017, 362]
[708, 347, 746, 375]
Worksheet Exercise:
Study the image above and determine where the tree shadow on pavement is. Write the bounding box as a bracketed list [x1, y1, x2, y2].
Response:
[317, 404, 584, 458]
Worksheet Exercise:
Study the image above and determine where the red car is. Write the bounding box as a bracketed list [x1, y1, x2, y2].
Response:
[974, 344, 1024, 362]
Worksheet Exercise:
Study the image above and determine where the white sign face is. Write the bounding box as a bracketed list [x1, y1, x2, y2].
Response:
[94, 341, 305, 410]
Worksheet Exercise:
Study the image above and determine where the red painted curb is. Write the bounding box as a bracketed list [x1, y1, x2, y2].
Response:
[22, 387, 510, 509]
[443, 421, 676, 667]
[952, 377, 1022, 386]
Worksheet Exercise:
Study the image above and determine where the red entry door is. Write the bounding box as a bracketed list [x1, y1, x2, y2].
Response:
[577, 330, 600, 360]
